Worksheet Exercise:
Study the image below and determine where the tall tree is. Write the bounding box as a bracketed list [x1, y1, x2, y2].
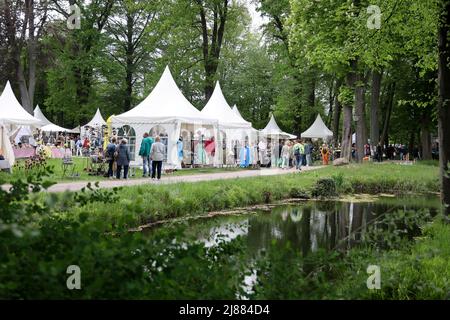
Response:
[1, 0, 49, 113]
[106, 0, 163, 111]
[195, 0, 230, 101]
[438, 0, 450, 218]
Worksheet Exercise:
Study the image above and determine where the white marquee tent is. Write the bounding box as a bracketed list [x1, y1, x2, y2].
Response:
[260, 114, 297, 167]
[112, 66, 218, 169]
[34, 105, 78, 133]
[301, 114, 333, 139]
[0, 125, 15, 167]
[0, 81, 40, 166]
[260, 114, 297, 139]
[0, 81, 41, 127]
[83, 108, 107, 128]
[81, 108, 107, 139]
[202, 83, 255, 165]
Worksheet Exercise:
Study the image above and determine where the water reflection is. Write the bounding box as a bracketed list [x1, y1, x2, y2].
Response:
[197, 197, 440, 254]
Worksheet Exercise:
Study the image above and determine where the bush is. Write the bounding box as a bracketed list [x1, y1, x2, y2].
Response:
[311, 178, 338, 198]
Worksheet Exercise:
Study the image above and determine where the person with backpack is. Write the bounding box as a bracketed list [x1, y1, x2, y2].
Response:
[105, 137, 117, 179]
[293, 140, 305, 171]
[139, 132, 153, 177]
[116, 139, 131, 179]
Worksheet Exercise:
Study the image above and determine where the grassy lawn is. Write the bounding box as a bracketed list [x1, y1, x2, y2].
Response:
[0, 157, 252, 183]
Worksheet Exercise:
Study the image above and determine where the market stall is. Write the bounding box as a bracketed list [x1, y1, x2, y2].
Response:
[112, 66, 218, 169]
[201, 82, 254, 167]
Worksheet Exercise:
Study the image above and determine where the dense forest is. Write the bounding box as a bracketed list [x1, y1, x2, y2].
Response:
[0, 0, 443, 163]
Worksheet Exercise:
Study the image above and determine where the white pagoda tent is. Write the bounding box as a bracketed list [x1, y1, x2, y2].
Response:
[112, 66, 218, 169]
[34, 105, 78, 133]
[260, 114, 297, 139]
[0, 124, 15, 166]
[81, 108, 107, 139]
[83, 108, 107, 128]
[231, 104, 261, 164]
[260, 114, 297, 167]
[0, 81, 40, 166]
[201, 83, 254, 165]
[0, 81, 41, 128]
[301, 114, 333, 140]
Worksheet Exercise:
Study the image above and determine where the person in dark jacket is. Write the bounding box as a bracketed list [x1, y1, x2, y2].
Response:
[105, 137, 117, 178]
[116, 139, 131, 179]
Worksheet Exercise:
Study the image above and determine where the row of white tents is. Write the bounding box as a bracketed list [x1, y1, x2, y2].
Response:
[0, 66, 333, 168]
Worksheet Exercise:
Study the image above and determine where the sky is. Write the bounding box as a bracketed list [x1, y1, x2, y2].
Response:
[245, 0, 269, 33]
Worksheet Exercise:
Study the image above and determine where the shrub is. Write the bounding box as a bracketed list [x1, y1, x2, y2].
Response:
[311, 178, 338, 198]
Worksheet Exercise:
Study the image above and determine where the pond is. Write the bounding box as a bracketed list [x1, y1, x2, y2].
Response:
[145, 195, 441, 299]
[177, 195, 441, 252]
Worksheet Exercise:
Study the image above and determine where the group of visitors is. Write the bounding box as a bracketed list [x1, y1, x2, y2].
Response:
[104, 133, 165, 180]
[138, 132, 166, 180]
[278, 139, 316, 170]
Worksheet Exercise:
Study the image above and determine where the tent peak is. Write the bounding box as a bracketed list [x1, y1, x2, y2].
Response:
[201, 81, 251, 128]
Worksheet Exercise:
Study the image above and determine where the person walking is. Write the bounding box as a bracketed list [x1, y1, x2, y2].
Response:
[150, 136, 165, 180]
[293, 140, 305, 171]
[139, 132, 153, 177]
[75, 137, 83, 157]
[116, 139, 131, 179]
[305, 140, 313, 167]
[293, 140, 301, 170]
[105, 137, 117, 179]
[281, 141, 291, 169]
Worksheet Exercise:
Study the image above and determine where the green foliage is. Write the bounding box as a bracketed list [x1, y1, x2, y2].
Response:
[311, 178, 338, 198]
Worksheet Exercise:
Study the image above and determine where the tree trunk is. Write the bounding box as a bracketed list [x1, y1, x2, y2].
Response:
[124, 12, 134, 111]
[327, 79, 334, 127]
[420, 113, 432, 160]
[355, 66, 366, 163]
[341, 60, 357, 161]
[380, 83, 395, 148]
[408, 130, 415, 158]
[198, 0, 229, 102]
[438, 0, 450, 218]
[370, 70, 382, 147]
[332, 79, 343, 148]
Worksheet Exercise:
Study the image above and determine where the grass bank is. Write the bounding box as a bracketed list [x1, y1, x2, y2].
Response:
[69, 162, 440, 231]
[0, 157, 250, 183]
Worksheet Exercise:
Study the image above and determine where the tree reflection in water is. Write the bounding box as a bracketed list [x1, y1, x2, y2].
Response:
[197, 196, 440, 257]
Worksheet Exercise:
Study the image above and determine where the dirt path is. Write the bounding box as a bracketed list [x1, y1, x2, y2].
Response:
[2, 166, 325, 193]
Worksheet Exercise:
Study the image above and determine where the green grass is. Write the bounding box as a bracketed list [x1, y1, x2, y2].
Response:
[328, 219, 450, 299]
[0, 157, 250, 183]
[62, 162, 440, 232]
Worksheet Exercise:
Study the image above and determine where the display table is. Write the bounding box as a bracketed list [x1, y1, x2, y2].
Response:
[41, 146, 71, 159]
[13, 147, 36, 159]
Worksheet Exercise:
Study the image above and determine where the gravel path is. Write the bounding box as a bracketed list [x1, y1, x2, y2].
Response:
[2, 166, 325, 193]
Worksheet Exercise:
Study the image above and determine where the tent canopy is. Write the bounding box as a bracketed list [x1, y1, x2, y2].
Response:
[41, 123, 79, 133]
[33, 105, 51, 126]
[232, 104, 259, 134]
[113, 66, 217, 125]
[0, 125, 15, 166]
[84, 108, 107, 127]
[34, 105, 77, 133]
[301, 114, 333, 139]
[201, 82, 251, 129]
[0, 81, 41, 126]
[261, 115, 297, 139]
[232, 105, 243, 119]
